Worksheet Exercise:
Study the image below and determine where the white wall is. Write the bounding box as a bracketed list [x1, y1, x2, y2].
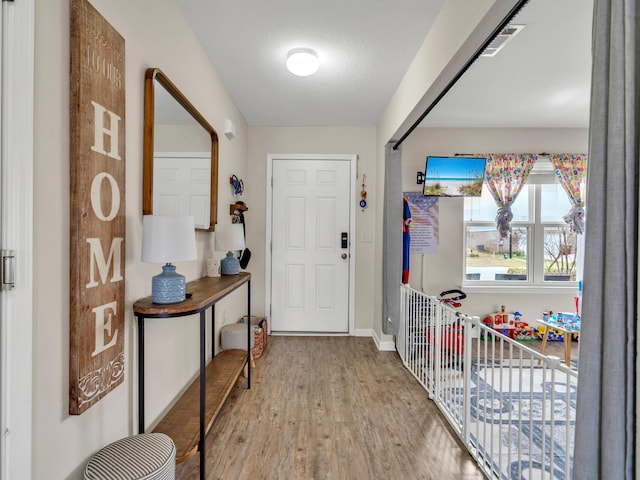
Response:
[246, 127, 377, 332]
[401, 127, 588, 321]
[33, 1, 248, 478]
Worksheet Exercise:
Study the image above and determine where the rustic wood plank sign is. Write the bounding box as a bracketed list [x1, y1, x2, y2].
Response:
[69, 0, 126, 415]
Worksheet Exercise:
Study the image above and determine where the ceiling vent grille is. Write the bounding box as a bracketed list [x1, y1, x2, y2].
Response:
[481, 24, 525, 57]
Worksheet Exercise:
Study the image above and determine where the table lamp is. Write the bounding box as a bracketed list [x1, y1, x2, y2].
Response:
[141, 215, 197, 304]
[214, 223, 245, 275]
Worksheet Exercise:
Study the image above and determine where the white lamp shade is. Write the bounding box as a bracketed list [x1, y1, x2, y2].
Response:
[141, 215, 197, 263]
[214, 223, 245, 251]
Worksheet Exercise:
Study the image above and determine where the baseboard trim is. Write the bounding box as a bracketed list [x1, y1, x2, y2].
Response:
[354, 328, 371, 337]
[371, 329, 396, 352]
[269, 328, 396, 351]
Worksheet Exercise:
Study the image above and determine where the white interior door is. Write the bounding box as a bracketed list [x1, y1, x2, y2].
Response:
[271, 158, 351, 333]
[1, 1, 34, 478]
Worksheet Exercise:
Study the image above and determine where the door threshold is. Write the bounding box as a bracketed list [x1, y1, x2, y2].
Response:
[269, 331, 351, 337]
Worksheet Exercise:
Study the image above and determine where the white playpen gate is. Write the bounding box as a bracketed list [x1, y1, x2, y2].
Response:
[398, 285, 577, 480]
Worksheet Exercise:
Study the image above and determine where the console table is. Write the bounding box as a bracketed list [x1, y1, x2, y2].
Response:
[133, 272, 251, 479]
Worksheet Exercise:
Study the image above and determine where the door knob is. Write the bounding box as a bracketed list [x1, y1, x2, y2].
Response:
[341, 253, 348, 259]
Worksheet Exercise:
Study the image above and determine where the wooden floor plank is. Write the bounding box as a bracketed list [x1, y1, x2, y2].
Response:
[175, 336, 484, 479]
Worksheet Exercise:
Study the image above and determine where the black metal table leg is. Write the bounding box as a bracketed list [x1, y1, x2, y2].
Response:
[211, 305, 216, 357]
[199, 311, 206, 480]
[138, 316, 145, 433]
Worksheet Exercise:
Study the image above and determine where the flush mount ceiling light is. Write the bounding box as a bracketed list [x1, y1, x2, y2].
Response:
[286, 48, 319, 77]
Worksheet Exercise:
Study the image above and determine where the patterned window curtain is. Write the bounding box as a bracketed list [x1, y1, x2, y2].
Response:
[550, 153, 588, 234]
[480, 154, 537, 237]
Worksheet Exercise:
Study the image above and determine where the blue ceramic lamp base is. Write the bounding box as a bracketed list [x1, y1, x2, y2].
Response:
[220, 251, 240, 275]
[152, 264, 186, 304]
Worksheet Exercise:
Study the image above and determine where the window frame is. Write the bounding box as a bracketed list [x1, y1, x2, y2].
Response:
[463, 182, 578, 293]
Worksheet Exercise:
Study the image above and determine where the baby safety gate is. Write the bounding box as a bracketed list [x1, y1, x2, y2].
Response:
[398, 285, 577, 480]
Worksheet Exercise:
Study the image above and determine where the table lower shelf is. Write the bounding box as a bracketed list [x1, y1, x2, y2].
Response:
[152, 349, 247, 463]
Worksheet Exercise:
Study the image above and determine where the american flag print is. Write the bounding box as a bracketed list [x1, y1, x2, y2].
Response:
[403, 192, 439, 254]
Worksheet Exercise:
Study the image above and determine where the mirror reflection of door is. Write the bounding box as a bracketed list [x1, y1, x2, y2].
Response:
[153, 152, 211, 229]
[153, 80, 212, 227]
[143, 68, 219, 230]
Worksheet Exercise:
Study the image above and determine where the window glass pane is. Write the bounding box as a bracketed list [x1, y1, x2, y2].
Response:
[464, 185, 529, 221]
[541, 183, 573, 222]
[465, 226, 528, 281]
[543, 226, 577, 281]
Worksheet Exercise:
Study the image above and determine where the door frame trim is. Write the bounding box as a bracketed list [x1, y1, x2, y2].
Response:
[266, 153, 357, 336]
[1, 0, 34, 478]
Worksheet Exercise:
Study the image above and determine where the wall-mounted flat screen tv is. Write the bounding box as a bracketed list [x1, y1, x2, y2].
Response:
[422, 156, 487, 197]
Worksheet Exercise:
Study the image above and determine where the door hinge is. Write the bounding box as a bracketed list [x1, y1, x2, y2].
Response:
[1, 250, 15, 290]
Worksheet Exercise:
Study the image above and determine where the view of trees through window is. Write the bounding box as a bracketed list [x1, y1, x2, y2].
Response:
[543, 227, 577, 280]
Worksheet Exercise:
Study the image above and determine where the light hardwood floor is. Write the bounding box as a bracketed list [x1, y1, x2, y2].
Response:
[176, 336, 486, 480]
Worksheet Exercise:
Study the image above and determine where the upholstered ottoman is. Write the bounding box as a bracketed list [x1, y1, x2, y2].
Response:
[221, 323, 255, 369]
[83, 433, 176, 480]
[221, 322, 255, 351]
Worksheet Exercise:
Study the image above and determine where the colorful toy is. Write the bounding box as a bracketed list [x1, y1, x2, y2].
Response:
[485, 305, 514, 327]
[535, 311, 581, 341]
[513, 320, 534, 341]
[483, 307, 534, 341]
[534, 325, 565, 341]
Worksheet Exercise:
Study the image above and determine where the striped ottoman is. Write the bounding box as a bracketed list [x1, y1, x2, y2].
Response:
[83, 433, 176, 480]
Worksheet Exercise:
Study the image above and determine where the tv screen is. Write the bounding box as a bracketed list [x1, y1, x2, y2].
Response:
[422, 156, 486, 197]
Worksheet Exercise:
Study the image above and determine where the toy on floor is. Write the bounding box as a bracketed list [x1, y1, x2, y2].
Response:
[534, 311, 581, 341]
[513, 312, 534, 341]
[482, 306, 534, 341]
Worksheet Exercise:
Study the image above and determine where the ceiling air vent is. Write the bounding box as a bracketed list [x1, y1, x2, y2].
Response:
[481, 24, 525, 57]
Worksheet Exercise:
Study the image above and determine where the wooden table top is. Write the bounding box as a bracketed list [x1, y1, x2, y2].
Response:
[133, 272, 250, 317]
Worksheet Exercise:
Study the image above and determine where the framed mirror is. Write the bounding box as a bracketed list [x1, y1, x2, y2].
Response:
[143, 68, 219, 231]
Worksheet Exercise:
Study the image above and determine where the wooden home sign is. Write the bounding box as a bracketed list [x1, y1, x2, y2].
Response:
[69, 0, 126, 415]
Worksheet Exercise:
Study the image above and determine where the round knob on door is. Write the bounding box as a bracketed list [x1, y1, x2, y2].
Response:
[341, 253, 348, 259]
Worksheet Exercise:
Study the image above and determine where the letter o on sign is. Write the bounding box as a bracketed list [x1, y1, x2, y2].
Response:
[90, 172, 120, 221]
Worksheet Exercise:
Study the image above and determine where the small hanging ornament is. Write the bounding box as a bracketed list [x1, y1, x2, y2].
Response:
[230, 174, 244, 197]
[360, 174, 368, 211]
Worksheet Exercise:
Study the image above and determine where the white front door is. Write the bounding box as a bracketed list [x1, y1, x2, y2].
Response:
[270, 158, 352, 333]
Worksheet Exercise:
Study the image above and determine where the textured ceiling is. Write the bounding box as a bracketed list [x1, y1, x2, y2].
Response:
[174, 0, 592, 128]
[174, 0, 446, 126]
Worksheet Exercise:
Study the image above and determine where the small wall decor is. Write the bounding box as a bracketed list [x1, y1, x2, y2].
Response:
[69, 0, 126, 415]
[360, 174, 368, 211]
[230, 174, 244, 197]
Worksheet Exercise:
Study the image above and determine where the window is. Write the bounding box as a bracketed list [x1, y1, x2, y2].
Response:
[464, 168, 578, 286]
